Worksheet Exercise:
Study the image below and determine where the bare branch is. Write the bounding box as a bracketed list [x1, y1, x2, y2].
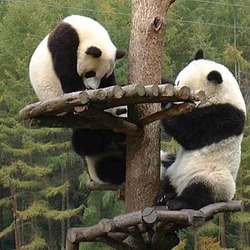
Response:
[86, 180, 124, 191]
[138, 103, 196, 127]
[66, 201, 242, 249]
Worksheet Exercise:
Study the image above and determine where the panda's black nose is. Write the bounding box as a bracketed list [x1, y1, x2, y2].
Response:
[85, 71, 96, 78]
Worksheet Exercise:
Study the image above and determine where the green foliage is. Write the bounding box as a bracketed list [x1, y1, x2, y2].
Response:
[42, 181, 70, 198]
[21, 234, 49, 250]
[82, 191, 124, 227]
[224, 43, 250, 70]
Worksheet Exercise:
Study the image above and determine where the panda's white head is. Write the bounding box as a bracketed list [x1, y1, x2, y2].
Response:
[175, 49, 246, 113]
[63, 15, 126, 89]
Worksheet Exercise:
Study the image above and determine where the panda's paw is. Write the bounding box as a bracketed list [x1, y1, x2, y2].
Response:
[157, 194, 168, 205]
[156, 192, 175, 206]
[166, 199, 190, 210]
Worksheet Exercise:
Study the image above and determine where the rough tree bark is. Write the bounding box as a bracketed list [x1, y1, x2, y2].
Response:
[126, 0, 175, 213]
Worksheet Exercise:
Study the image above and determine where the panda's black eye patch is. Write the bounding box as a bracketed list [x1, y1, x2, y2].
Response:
[85, 71, 96, 78]
[207, 70, 223, 84]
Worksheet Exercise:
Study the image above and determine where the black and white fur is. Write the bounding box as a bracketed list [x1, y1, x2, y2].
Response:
[72, 128, 126, 185]
[157, 50, 246, 210]
[29, 15, 126, 185]
[29, 15, 125, 99]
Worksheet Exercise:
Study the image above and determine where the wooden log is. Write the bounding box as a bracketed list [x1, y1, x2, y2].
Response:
[155, 208, 190, 224]
[192, 200, 244, 226]
[29, 102, 197, 133]
[174, 86, 191, 100]
[156, 200, 243, 226]
[145, 84, 160, 97]
[19, 84, 202, 120]
[107, 232, 129, 242]
[113, 211, 143, 229]
[65, 200, 242, 249]
[76, 108, 142, 136]
[29, 108, 142, 136]
[67, 219, 116, 243]
[142, 207, 158, 224]
[86, 180, 124, 190]
[106, 85, 125, 99]
[138, 103, 195, 127]
[160, 84, 175, 97]
[66, 240, 79, 250]
[192, 90, 206, 102]
[19, 91, 89, 119]
[29, 114, 108, 129]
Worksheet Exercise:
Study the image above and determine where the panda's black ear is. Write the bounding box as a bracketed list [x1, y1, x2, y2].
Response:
[207, 70, 223, 84]
[194, 49, 204, 60]
[116, 49, 126, 59]
[86, 46, 102, 58]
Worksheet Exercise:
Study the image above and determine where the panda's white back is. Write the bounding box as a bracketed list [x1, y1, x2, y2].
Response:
[29, 35, 63, 100]
[29, 15, 117, 101]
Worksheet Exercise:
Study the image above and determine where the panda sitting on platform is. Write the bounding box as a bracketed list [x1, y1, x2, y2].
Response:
[29, 15, 126, 186]
[157, 49, 246, 210]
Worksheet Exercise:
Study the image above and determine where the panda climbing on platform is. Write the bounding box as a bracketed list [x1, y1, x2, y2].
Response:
[29, 15, 125, 99]
[29, 15, 127, 186]
[157, 49, 246, 210]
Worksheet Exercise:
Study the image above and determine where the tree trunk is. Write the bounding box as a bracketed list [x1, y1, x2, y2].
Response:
[0, 207, 5, 250]
[61, 167, 66, 250]
[219, 214, 226, 248]
[10, 186, 21, 250]
[125, 0, 175, 212]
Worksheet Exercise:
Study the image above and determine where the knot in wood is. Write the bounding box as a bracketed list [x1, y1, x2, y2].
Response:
[152, 16, 164, 32]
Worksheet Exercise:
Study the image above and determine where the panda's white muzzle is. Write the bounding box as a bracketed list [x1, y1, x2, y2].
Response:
[84, 77, 101, 90]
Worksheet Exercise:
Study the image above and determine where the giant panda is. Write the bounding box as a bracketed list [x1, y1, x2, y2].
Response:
[157, 49, 246, 210]
[29, 15, 126, 186]
[29, 15, 125, 99]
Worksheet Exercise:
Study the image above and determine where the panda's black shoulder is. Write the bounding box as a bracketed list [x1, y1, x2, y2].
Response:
[162, 103, 245, 150]
[48, 21, 80, 53]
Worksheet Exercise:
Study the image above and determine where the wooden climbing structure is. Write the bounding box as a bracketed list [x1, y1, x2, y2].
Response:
[19, 83, 243, 249]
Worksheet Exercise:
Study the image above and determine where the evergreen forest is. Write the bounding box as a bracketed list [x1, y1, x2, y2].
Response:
[0, 0, 250, 249]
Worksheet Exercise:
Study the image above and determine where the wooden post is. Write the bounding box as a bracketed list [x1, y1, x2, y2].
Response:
[125, 0, 175, 213]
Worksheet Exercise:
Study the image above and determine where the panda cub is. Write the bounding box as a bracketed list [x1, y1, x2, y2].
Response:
[29, 15, 125, 99]
[29, 15, 126, 185]
[157, 49, 246, 210]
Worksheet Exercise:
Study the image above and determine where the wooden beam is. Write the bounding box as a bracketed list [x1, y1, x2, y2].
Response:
[19, 84, 203, 120]
[65, 201, 243, 249]
[138, 103, 196, 127]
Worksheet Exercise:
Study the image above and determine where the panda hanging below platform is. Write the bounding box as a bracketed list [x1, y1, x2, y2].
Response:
[29, 15, 127, 186]
[157, 49, 246, 210]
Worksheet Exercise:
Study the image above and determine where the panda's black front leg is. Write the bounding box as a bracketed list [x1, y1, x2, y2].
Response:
[71, 129, 115, 156]
[156, 176, 177, 205]
[165, 198, 192, 210]
[166, 182, 215, 210]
